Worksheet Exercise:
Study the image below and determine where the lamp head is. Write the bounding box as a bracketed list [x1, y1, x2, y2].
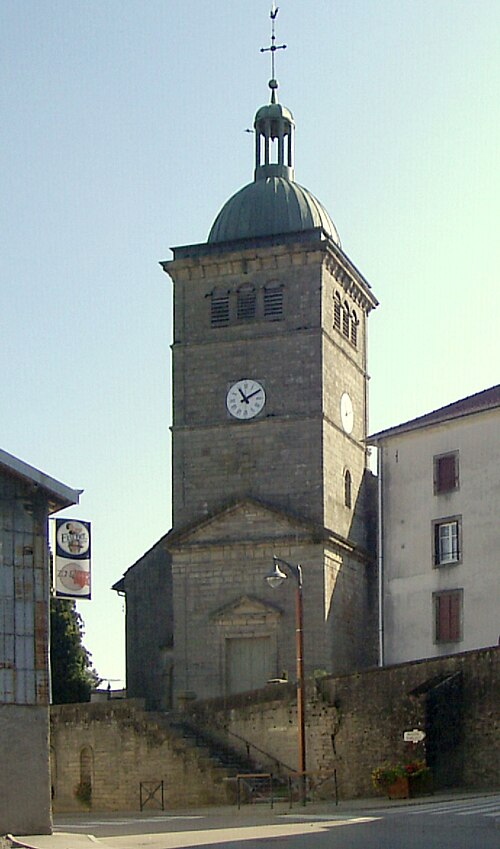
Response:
[265, 559, 288, 589]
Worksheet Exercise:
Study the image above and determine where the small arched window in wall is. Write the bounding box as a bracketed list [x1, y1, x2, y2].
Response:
[77, 746, 94, 806]
[50, 746, 57, 800]
[344, 469, 352, 509]
[264, 282, 284, 320]
[237, 284, 257, 321]
[351, 310, 359, 348]
[333, 291, 342, 331]
[342, 301, 350, 338]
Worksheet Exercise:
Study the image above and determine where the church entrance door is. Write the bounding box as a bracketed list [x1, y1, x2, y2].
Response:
[226, 636, 273, 695]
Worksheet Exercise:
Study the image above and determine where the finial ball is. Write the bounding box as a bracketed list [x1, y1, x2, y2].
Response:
[269, 78, 279, 90]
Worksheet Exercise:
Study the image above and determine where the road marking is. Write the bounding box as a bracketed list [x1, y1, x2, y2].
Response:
[55, 817, 204, 829]
[381, 797, 500, 820]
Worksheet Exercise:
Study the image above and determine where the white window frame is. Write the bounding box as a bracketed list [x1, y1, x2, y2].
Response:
[433, 516, 462, 566]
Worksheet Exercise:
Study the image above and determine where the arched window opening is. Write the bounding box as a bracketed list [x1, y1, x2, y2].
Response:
[77, 746, 94, 807]
[351, 310, 359, 347]
[237, 285, 256, 321]
[333, 292, 341, 330]
[342, 302, 350, 338]
[344, 470, 352, 509]
[264, 283, 284, 320]
[210, 290, 230, 327]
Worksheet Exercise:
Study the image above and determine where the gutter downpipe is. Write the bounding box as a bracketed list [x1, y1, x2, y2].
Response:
[377, 443, 384, 667]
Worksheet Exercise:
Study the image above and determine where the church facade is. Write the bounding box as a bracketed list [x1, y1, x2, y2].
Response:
[114, 75, 379, 706]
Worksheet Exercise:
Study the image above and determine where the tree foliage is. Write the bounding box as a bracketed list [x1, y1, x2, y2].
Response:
[50, 598, 100, 704]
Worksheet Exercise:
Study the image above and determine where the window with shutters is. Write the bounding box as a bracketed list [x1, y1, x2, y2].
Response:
[264, 284, 284, 320]
[237, 285, 256, 321]
[351, 310, 359, 348]
[433, 517, 461, 565]
[342, 301, 350, 338]
[210, 291, 230, 327]
[333, 291, 342, 330]
[434, 589, 463, 642]
[434, 452, 459, 494]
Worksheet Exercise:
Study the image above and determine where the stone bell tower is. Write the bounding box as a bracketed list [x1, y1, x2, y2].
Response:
[155, 10, 379, 703]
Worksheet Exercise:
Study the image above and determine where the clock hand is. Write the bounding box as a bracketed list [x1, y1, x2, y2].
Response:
[238, 388, 249, 404]
[246, 388, 262, 401]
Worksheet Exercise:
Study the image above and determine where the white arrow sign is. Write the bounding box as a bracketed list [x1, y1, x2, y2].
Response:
[404, 728, 426, 743]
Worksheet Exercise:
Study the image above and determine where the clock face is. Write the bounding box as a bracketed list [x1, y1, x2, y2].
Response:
[340, 392, 354, 434]
[226, 379, 266, 420]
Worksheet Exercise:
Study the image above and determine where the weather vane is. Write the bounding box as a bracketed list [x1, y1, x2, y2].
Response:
[260, 3, 287, 85]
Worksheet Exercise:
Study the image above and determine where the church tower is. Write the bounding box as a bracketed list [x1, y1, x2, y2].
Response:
[161, 16, 379, 701]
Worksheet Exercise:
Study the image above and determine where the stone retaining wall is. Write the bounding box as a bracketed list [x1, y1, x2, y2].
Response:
[50, 646, 499, 810]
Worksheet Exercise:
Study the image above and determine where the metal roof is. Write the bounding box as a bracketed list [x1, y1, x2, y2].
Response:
[368, 384, 500, 443]
[208, 176, 340, 245]
[0, 448, 82, 513]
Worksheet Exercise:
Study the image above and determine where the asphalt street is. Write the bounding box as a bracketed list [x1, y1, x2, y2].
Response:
[12, 794, 500, 849]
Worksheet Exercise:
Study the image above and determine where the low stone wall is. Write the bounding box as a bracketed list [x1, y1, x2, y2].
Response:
[191, 646, 500, 800]
[50, 701, 230, 812]
[50, 646, 499, 810]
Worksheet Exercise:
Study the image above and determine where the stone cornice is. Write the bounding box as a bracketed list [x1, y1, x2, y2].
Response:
[323, 242, 379, 313]
[162, 241, 325, 284]
[162, 228, 378, 313]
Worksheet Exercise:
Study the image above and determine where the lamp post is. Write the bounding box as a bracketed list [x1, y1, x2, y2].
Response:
[265, 555, 306, 804]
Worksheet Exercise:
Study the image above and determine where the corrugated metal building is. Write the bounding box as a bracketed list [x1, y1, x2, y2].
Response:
[0, 449, 81, 835]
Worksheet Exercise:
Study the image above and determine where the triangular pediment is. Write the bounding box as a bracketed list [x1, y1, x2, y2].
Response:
[166, 498, 319, 549]
[211, 594, 282, 625]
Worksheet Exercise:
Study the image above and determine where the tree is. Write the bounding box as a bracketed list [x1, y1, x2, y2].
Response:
[50, 598, 100, 703]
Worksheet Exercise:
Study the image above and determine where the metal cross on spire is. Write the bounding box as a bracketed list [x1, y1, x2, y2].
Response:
[260, 3, 287, 88]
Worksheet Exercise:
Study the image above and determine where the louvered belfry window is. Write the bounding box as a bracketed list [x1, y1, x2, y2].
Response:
[264, 284, 284, 320]
[333, 292, 342, 330]
[210, 291, 230, 327]
[351, 310, 359, 348]
[342, 302, 350, 338]
[237, 285, 257, 321]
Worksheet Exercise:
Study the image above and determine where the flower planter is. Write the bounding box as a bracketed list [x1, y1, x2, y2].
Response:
[387, 776, 410, 799]
[409, 771, 434, 797]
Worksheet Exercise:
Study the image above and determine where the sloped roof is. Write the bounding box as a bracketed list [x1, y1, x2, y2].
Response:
[0, 448, 81, 513]
[164, 497, 321, 549]
[368, 384, 500, 443]
[111, 532, 170, 593]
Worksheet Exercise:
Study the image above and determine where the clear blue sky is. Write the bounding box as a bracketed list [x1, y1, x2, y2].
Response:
[1, 1, 498, 686]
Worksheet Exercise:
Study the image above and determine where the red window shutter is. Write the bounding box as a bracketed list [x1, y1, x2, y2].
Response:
[449, 592, 461, 641]
[436, 591, 461, 641]
[437, 455, 456, 492]
[439, 595, 450, 640]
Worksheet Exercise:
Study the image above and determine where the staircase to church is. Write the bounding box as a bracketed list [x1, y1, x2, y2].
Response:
[149, 711, 290, 804]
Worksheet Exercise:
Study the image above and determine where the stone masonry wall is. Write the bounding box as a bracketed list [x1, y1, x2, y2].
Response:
[50, 701, 231, 812]
[50, 647, 498, 811]
[191, 646, 499, 800]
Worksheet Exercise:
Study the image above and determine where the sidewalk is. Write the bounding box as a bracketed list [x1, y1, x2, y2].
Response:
[6, 789, 499, 849]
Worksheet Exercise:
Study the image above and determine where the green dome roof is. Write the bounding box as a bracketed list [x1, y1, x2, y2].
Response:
[207, 80, 340, 246]
[208, 177, 340, 244]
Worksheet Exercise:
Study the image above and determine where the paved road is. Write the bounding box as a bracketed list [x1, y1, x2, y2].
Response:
[45, 794, 500, 849]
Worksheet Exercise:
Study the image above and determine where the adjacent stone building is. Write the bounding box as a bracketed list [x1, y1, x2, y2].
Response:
[0, 448, 81, 835]
[114, 76, 379, 706]
[369, 385, 500, 666]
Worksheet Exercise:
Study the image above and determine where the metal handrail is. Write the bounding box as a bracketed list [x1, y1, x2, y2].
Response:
[236, 773, 274, 809]
[223, 727, 296, 775]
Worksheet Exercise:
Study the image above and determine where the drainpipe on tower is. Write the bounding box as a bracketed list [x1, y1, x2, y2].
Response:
[377, 444, 384, 667]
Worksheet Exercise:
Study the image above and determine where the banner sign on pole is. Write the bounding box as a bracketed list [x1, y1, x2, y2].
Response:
[54, 519, 91, 599]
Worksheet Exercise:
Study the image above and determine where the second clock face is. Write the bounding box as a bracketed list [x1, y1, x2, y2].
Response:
[340, 392, 354, 434]
[226, 379, 266, 420]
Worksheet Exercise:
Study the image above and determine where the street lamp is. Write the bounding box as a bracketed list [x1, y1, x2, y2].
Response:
[265, 555, 306, 803]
